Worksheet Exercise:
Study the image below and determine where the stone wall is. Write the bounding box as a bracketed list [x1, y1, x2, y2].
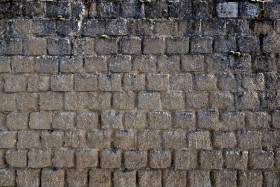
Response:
[0, 0, 280, 186]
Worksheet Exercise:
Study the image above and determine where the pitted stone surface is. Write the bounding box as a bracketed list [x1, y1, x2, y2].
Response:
[0, 0, 279, 186]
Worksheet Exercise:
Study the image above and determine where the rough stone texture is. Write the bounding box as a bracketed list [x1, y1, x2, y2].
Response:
[0, 1, 279, 186]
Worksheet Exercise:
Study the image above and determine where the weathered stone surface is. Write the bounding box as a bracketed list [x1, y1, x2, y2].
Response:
[1, 1, 279, 186]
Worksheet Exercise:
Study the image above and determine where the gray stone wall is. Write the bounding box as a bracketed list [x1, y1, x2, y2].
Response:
[0, 0, 280, 186]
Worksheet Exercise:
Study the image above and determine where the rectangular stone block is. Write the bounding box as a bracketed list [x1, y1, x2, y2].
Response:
[82, 19, 106, 36]
[0, 56, 11, 73]
[106, 19, 128, 36]
[87, 130, 112, 149]
[74, 74, 98, 92]
[89, 169, 111, 187]
[40, 92, 63, 111]
[77, 112, 99, 130]
[0, 131, 17, 148]
[113, 92, 135, 110]
[191, 37, 213, 54]
[66, 169, 88, 187]
[5, 149, 27, 168]
[47, 38, 71, 55]
[120, 37, 141, 54]
[101, 111, 123, 130]
[6, 112, 29, 130]
[123, 73, 145, 91]
[52, 112, 75, 130]
[143, 38, 165, 54]
[199, 150, 223, 170]
[147, 74, 169, 91]
[249, 149, 274, 169]
[64, 92, 88, 111]
[217, 2, 238, 18]
[154, 20, 178, 36]
[41, 130, 64, 149]
[138, 130, 162, 150]
[174, 150, 197, 170]
[188, 130, 212, 150]
[173, 111, 195, 130]
[170, 73, 192, 91]
[60, 56, 83, 73]
[213, 131, 237, 149]
[29, 111, 52, 130]
[157, 55, 180, 72]
[148, 111, 171, 130]
[124, 112, 146, 130]
[163, 170, 187, 187]
[4, 75, 27, 93]
[149, 150, 171, 169]
[161, 92, 185, 110]
[98, 74, 122, 91]
[237, 131, 262, 149]
[195, 73, 217, 91]
[238, 171, 263, 187]
[188, 170, 211, 187]
[0, 169, 15, 186]
[113, 130, 136, 149]
[108, 55, 131, 73]
[100, 150, 122, 169]
[138, 170, 162, 187]
[162, 130, 187, 149]
[24, 38, 47, 56]
[11, 56, 35, 73]
[41, 169, 64, 187]
[76, 149, 98, 169]
[28, 149, 52, 168]
[166, 37, 189, 54]
[225, 150, 248, 170]
[197, 110, 221, 131]
[35, 56, 59, 73]
[132, 55, 156, 73]
[17, 130, 40, 149]
[88, 92, 111, 110]
[16, 93, 38, 112]
[51, 74, 73, 92]
[16, 169, 40, 187]
[85, 56, 107, 73]
[124, 151, 147, 170]
[138, 92, 162, 111]
[113, 171, 136, 187]
[53, 148, 75, 168]
[95, 38, 118, 55]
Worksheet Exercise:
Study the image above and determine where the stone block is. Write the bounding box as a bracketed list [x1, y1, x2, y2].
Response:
[113, 171, 136, 187]
[29, 111, 52, 130]
[41, 169, 64, 187]
[149, 150, 171, 169]
[100, 150, 122, 169]
[124, 151, 147, 169]
[6, 112, 29, 130]
[217, 2, 238, 18]
[53, 148, 75, 168]
[17, 130, 40, 149]
[76, 149, 98, 169]
[28, 149, 52, 168]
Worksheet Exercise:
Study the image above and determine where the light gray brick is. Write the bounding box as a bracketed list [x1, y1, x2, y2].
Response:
[217, 2, 238, 18]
